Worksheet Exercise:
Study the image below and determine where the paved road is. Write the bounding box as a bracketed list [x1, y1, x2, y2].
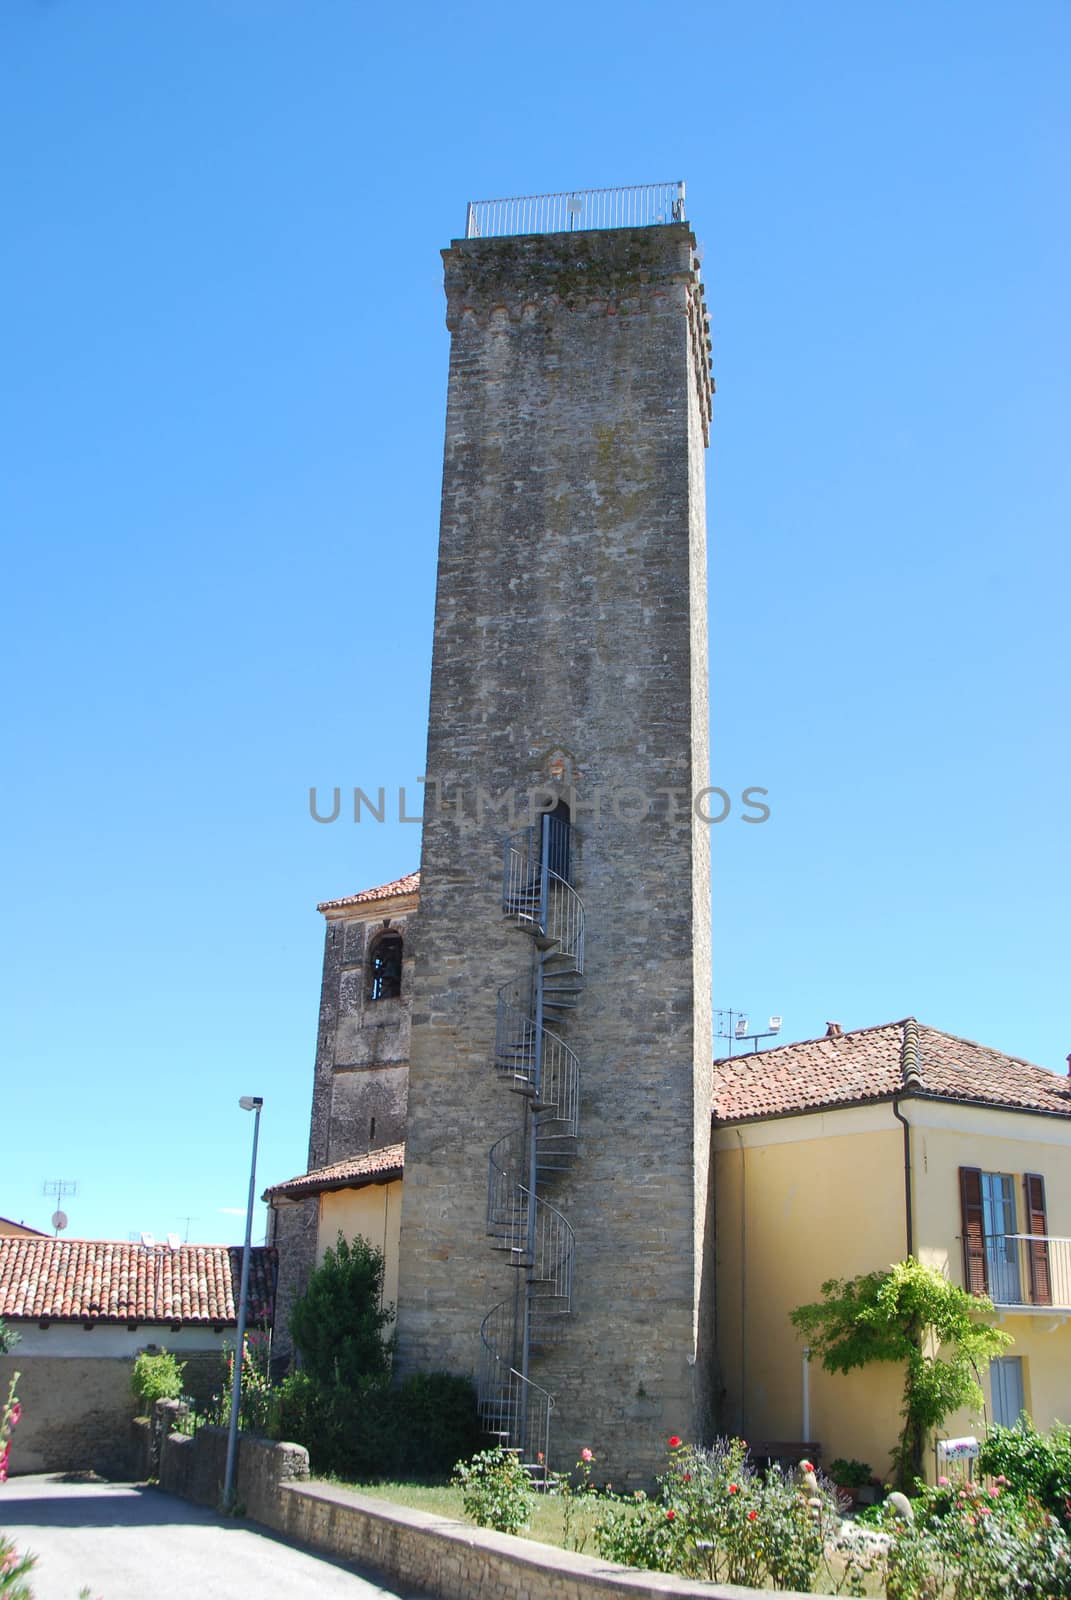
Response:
[1, 1475, 431, 1600]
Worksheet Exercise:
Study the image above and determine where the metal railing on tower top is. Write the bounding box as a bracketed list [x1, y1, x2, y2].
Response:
[465, 182, 686, 240]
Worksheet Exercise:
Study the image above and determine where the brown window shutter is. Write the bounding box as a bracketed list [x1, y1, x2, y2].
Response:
[1023, 1173, 1052, 1306]
[960, 1166, 988, 1296]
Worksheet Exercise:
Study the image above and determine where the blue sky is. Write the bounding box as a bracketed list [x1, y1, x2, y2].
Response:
[3, 1, 1068, 1244]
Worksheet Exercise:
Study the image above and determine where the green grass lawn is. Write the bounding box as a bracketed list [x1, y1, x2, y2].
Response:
[333, 1479, 887, 1594]
[336, 1479, 603, 1550]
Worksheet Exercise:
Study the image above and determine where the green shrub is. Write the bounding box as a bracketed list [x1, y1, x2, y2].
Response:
[273, 1369, 481, 1482]
[978, 1420, 1071, 1529]
[0, 1532, 36, 1600]
[592, 1438, 844, 1591]
[131, 1350, 186, 1408]
[289, 1233, 393, 1390]
[829, 1456, 874, 1487]
[888, 1477, 1071, 1599]
[391, 1372, 483, 1477]
[451, 1445, 534, 1534]
[210, 1333, 277, 1436]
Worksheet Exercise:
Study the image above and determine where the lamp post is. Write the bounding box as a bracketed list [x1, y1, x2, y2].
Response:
[223, 1094, 263, 1512]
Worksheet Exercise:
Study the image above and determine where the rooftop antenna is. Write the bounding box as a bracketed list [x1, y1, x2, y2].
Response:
[716, 1009, 783, 1057]
[43, 1179, 77, 1236]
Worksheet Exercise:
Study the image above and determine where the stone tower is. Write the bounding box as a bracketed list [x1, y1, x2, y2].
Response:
[394, 186, 714, 1483]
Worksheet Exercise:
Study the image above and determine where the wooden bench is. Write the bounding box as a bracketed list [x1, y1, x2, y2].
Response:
[748, 1441, 822, 1469]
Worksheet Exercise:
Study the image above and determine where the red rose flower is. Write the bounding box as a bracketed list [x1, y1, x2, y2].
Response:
[666, 1509, 676, 1521]
[728, 1483, 738, 1494]
[668, 1435, 682, 1449]
[748, 1510, 758, 1521]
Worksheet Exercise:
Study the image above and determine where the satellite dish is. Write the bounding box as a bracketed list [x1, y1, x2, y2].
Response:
[52, 1210, 68, 1232]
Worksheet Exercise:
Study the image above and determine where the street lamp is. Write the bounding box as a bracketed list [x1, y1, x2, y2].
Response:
[223, 1094, 263, 1512]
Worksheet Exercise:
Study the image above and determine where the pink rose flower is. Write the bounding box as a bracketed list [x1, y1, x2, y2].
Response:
[580, 1448, 593, 1462]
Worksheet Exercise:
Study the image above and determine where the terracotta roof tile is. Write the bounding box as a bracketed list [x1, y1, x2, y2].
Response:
[0, 1238, 276, 1327]
[713, 1019, 1071, 1125]
[264, 1144, 405, 1201]
[318, 873, 420, 913]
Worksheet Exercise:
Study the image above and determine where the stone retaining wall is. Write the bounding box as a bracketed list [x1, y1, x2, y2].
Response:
[158, 1428, 808, 1600]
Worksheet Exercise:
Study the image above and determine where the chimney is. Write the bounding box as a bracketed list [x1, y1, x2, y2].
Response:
[825, 1021, 843, 1039]
[1066, 1052, 1071, 1077]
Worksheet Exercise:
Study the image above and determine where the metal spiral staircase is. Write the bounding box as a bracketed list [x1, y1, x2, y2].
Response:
[478, 811, 584, 1473]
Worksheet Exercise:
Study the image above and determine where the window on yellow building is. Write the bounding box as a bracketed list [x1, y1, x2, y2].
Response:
[960, 1168, 1051, 1307]
[990, 1355, 1026, 1428]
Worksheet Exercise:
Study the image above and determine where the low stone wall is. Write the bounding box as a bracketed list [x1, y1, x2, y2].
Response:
[157, 1428, 808, 1600]
[158, 1425, 309, 1522]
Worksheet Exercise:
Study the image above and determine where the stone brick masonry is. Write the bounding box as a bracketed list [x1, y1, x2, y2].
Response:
[158, 1427, 806, 1600]
[394, 222, 714, 1481]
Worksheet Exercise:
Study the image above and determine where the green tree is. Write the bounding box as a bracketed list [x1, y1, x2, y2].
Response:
[0, 1318, 18, 1356]
[131, 1349, 186, 1408]
[790, 1258, 1011, 1489]
[289, 1232, 393, 1390]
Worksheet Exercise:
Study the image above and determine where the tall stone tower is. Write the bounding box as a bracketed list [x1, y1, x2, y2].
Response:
[394, 185, 714, 1483]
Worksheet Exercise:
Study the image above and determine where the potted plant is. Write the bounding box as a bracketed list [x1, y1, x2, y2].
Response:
[829, 1457, 876, 1506]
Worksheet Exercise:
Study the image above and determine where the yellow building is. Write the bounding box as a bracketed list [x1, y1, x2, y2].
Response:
[265, 1144, 405, 1313]
[713, 1018, 1071, 1483]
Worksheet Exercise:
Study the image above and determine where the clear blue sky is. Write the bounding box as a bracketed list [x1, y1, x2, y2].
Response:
[3, 1, 1068, 1245]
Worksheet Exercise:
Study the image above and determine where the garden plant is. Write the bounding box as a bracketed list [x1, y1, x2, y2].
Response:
[791, 1259, 1011, 1488]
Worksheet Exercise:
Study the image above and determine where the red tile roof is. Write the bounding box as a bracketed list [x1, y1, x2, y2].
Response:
[264, 1144, 406, 1201]
[0, 1238, 276, 1327]
[318, 873, 420, 913]
[713, 1019, 1071, 1126]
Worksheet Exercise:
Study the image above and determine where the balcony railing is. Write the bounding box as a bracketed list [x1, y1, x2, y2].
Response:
[465, 182, 686, 240]
[976, 1234, 1071, 1310]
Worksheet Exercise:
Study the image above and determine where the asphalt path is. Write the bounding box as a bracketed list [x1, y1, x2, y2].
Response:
[1, 1475, 432, 1600]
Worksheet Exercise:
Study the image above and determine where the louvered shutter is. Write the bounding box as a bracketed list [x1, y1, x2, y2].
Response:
[960, 1167, 988, 1296]
[1023, 1173, 1051, 1306]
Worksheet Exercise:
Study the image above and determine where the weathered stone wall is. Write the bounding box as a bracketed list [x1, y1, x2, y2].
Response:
[0, 1349, 233, 1476]
[328, 910, 413, 1160]
[1, 1355, 136, 1476]
[267, 1194, 318, 1367]
[273, 900, 415, 1360]
[158, 1424, 308, 1517]
[158, 1430, 806, 1600]
[308, 906, 414, 1174]
[395, 223, 714, 1481]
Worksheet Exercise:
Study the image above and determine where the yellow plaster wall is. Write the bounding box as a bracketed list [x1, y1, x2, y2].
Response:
[318, 1181, 403, 1312]
[715, 1116, 908, 1478]
[715, 1103, 1071, 1482]
[908, 1108, 1071, 1441]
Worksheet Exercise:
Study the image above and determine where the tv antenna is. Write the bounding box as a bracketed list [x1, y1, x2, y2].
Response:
[43, 1179, 77, 1235]
[716, 1009, 783, 1056]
